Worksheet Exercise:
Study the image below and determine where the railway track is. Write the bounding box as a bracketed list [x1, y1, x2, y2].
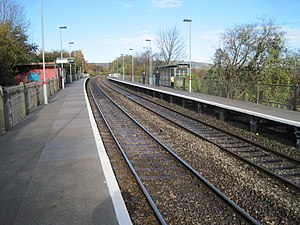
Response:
[88, 77, 260, 224]
[104, 77, 300, 191]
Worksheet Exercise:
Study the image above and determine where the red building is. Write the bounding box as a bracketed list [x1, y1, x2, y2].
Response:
[14, 62, 60, 84]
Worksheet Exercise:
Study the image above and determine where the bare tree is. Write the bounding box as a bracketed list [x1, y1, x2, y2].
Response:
[0, 0, 28, 29]
[209, 17, 293, 104]
[289, 49, 300, 85]
[155, 26, 186, 65]
[211, 17, 287, 83]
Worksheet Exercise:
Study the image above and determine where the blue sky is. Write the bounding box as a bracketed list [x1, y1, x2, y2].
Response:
[18, 0, 300, 63]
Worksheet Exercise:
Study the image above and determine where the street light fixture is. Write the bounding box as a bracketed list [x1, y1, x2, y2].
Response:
[129, 48, 134, 82]
[59, 26, 67, 89]
[40, 0, 48, 104]
[145, 39, 152, 85]
[69, 41, 74, 83]
[183, 18, 192, 92]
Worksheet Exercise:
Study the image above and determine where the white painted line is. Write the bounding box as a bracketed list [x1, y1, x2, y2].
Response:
[83, 78, 133, 225]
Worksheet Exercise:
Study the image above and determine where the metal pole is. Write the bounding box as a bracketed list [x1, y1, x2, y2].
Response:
[121, 54, 124, 80]
[59, 26, 67, 89]
[115, 57, 119, 79]
[129, 48, 134, 82]
[69, 42, 74, 83]
[116, 57, 119, 79]
[183, 19, 192, 92]
[69, 43, 71, 82]
[74, 51, 76, 79]
[132, 53, 134, 82]
[189, 21, 192, 93]
[146, 39, 152, 84]
[60, 29, 64, 89]
[143, 47, 148, 83]
[41, 0, 48, 104]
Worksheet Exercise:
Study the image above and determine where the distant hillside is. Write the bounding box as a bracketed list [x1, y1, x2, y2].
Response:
[91, 62, 110, 68]
[187, 61, 212, 69]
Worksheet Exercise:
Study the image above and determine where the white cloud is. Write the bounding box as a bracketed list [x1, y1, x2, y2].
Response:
[187, 30, 224, 63]
[98, 33, 156, 50]
[117, 34, 157, 49]
[197, 30, 223, 42]
[124, 3, 133, 8]
[196, 30, 223, 50]
[110, 0, 134, 8]
[101, 39, 114, 45]
[152, 0, 182, 8]
[285, 27, 300, 48]
[138, 30, 150, 34]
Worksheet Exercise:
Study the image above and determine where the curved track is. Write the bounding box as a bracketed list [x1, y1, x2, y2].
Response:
[88, 77, 260, 224]
[105, 77, 300, 191]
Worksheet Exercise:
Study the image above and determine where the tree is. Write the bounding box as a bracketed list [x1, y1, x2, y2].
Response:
[288, 49, 300, 85]
[33, 50, 63, 63]
[0, 22, 37, 85]
[209, 18, 293, 104]
[0, 0, 37, 85]
[155, 26, 186, 65]
[0, 0, 28, 28]
[211, 18, 287, 83]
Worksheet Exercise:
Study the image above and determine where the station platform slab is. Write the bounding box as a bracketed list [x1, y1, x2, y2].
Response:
[109, 77, 300, 128]
[0, 78, 132, 225]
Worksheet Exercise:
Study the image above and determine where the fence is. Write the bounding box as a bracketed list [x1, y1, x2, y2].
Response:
[113, 74, 300, 112]
[0, 78, 60, 135]
[189, 79, 300, 111]
[173, 78, 299, 111]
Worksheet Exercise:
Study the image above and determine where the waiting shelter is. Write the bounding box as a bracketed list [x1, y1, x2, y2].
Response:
[157, 63, 189, 88]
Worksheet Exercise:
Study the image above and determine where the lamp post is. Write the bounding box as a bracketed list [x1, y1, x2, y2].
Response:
[183, 18, 192, 93]
[112, 59, 115, 76]
[145, 39, 152, 85]
[121, 54, 125, 80]
[74, 50, 77, 79]
[115, 57, 119, 79]
[40, 0, 48, 104]
[69, 41, 74, 83]
[143, 47, 148, 78]
[59, 26, 67, 89]
[129, 48, 134, 82]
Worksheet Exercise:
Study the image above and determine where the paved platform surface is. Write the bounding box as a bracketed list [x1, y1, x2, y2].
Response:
[0, 78, 132, 225]
[109, 77, 300, 127]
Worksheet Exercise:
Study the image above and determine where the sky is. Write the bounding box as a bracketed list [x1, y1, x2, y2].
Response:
[17, 0, 300, 63]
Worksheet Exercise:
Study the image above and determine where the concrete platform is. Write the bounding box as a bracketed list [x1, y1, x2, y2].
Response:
[109, 77, 300, 127]
[0, 78, 132, 225]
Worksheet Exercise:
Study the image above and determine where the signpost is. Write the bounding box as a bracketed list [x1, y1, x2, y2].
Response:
[56, 58, 74, 87]
[56, 58, 74, 64]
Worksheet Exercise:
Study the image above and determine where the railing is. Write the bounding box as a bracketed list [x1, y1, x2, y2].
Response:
[0, 78, 60, 135]
[188, 79, 300, 111]
[114, 74, 300, 112]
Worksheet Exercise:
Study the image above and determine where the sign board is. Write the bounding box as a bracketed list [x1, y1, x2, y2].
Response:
[178, 65, 188, 69]
[56, 58, 69, 64]
[56, 58, 74, 64]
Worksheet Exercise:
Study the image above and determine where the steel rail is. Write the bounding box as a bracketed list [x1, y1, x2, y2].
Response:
[89, 80, 167, 225]
[108, 78, 300, 165]
[93, 78, 261, 225]
[104, 79, 300, 191]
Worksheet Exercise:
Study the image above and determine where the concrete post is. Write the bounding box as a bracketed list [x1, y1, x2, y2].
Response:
[0, 86, 5, 135]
